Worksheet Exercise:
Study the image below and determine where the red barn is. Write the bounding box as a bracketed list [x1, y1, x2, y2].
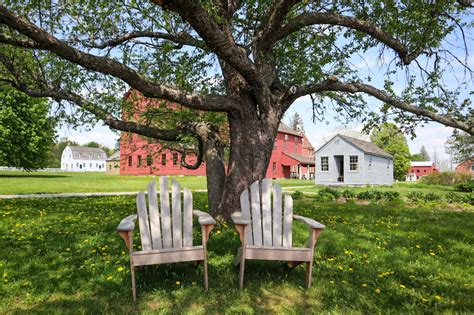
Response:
[455, 157, 474, 175]
[119, 92, 314, 179]
[406, 161, 439, 181]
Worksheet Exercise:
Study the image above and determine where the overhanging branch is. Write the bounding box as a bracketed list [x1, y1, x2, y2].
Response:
[0, 5, 238, 113]
[288, 79, 473, 135]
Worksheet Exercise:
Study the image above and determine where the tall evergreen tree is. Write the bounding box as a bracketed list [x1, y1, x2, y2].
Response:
[289, 112, 304, 132]
[420, 146, 431, 161]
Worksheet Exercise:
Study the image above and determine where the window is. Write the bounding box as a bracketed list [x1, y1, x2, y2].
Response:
[137, 155, 142, 167]
[273, 162, 276, 173]
[349, 156, 358, 171]
[173, 153, 178, 165]
[128, 156, 132, 167]
[161, 153, 167, 166]
[368, 156, 372, 172]
[90, 163, 92, 168]
[417, 169, 420, 173]
[424, 169, 426, 173]
[320, 156, 329, 171]
[273, 140, 277, 150]
[146, 155, 152, 166]
[284, 134, 288, 141]
[471, 165, 474, 171]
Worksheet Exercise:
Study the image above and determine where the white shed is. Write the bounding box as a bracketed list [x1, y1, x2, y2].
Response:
[315, 134, 393, 186]
[61, 146, 107, 172]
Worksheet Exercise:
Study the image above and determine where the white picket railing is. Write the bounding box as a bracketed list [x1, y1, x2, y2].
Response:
[0, 166, 63, 172]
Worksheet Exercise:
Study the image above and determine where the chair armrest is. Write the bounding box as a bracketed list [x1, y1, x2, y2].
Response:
[193, 210, 216, 226]
[231, 212, 250, 225]
[293, 215, 325, 229]
[117, 214, 137, 232]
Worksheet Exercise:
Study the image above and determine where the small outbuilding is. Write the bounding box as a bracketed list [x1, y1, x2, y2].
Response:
[106, 151, 120, 175]
[61, 146, 107, 172]
[314, 134, 393, 186]
[406, 161, 438, 181]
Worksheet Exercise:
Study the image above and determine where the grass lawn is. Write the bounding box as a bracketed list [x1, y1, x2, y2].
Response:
[0, 171, 313, 195]
[1, 194, 472, 313]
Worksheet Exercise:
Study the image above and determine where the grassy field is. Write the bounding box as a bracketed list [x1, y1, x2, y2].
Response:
[0, 171, 313, 195]
[1, 194, 472, 313]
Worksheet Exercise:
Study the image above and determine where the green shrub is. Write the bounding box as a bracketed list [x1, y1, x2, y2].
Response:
[319, 187, 340, 199]
[420, 172, 471, 186]
[424, 192, 441, 202]
[383, 191, 401, 201]
[313, 192, 335, 202]
[342, 189, 356, 199]
[454, 181, 474, 193]
[357, 190, 374, 200]
[292, 190, 304, 200]
[407, 191, 424, 202]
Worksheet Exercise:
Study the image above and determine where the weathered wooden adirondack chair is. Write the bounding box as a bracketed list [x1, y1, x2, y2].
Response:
[232, 179, 325, 289]
[117, 177, 216, 301]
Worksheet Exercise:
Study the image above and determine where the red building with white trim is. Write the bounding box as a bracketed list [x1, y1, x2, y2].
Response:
[119, 92, 314, 178]
[406, 161, 439, 181]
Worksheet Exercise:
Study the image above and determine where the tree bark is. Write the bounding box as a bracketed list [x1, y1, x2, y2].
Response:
[213, 108, 281, 220]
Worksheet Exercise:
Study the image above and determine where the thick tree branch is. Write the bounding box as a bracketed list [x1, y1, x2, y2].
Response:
[274, 12, 424, 65]
[289, 79, 473, 135]
[154, 1, 271, 103]
[0, 5, 238, 113]
[88, 30, 206, 50]
[255, 0, 299, 54]
[0, 33, 39, 48]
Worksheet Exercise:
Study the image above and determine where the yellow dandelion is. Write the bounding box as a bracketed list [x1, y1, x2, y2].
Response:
[435, 295, 442, 301]
[216, 230, 221, 235]
[421, 298, 428, 303]
[415, 245, 421, 248]
[430, 252, 436, 256]
[117, 267, 124, 272]
[107, 276, 113, 281]
[337, 266, 344, 271]
[362, 283, 368, 288]
[176, 281, 181, 285]
[348, 268, 353, 271]
[375, 288, 381, 294]
[399, 284, 406, 289]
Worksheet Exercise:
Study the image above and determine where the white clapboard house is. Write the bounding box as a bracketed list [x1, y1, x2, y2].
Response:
[61, 146, 107, 172]
[315, 134, 393, 186]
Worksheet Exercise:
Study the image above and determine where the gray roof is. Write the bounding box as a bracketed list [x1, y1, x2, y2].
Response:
[106, 151, 120, 161]
[278, 123, 302, 137]
[338, 135, 392, 159]
[283, 152, 315, 165]
[69, 146, 107, 160]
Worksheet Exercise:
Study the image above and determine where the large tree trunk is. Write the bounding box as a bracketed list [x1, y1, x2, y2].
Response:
[212, 108, 281, 220]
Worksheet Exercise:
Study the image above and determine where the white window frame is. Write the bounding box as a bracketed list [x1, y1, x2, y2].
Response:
[320, 156, 329, 172]
[284, 134, 289, 141]
[349, 155, 358, 172]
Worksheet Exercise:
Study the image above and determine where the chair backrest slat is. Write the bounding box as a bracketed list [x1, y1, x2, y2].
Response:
[240, 189, 253, 245]
[283, 193, 293, 247]
[160, 177, 173, 248]
[250, 181, 263, 246]
[183, 188, 193, 247]
[137, 191, 152, 251]
[261, 179, 272, 246]
[239, 180, 293, 248]
[272, 184, 283, 247]
[172, 179, 182, 248]
[147, 181, 162, 249]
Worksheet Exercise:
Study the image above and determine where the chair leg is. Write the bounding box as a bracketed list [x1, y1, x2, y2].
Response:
[239, 248, 246, 289]
[305, 261, 313, 288]
[203, 258, 209, 291]
[131, 264, 137, 301]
